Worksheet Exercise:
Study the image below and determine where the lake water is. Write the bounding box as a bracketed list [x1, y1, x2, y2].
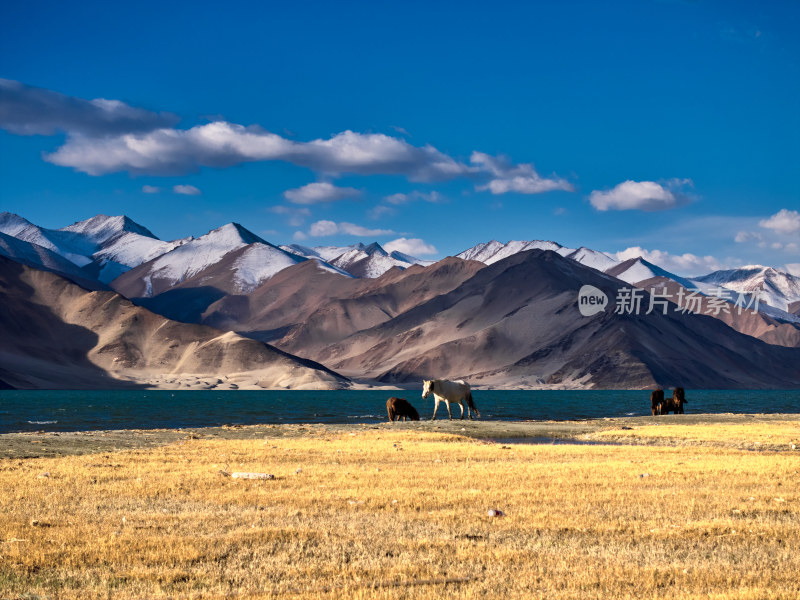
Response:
[1, 389, 799, 434]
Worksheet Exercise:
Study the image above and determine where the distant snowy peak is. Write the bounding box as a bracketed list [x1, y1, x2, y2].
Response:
[280, 244, 324, 260]
[140, 222, 273, 287]
[693, 265, 800, 311]
[564, 247, 620, 272]
[283, 242, 428, 278]
[229, 243, 308, 292]
[457, 240, 564, 265]
[0, 212, 180, 280]
[0, 212, 93, 266]
[60, 214, 157, 243]
[0, 212, 35, 237]
[606, 257, 695, 289]
[0, 231, 105, 289]
[388, 249, 435, 266]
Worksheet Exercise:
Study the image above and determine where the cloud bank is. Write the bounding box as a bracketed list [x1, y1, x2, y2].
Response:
[1, 80, 577, 195]
[0, 78, 178, 137]
[173, 184, 201, 195]
[284, 182, 361, 204]
[308, 220, 395, 237]
[384, 237, 437, 256]
[471, 152, 574, 195]
[759, 209, 800, 235]
[590, 179, 692, 211]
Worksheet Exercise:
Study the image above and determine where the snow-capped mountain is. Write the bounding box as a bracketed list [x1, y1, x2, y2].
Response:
[0, 212, 95, 266]
[457, 240, 563, 264]
[112, 223, 311, 297]
[0, 231, 106, 290]
[693, 266, 800, 313]
[605, 257, 696, 289]
[328, 243, 402, 278]
[282, 242, 430, 278]
[72, 215, 189, 283]
[457, 239, 620, 273]
[0, 212, 186, 283]
[562, 247, 620, 272]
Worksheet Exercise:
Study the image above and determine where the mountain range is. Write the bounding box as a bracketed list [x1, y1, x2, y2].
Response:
[1, 211, 800, 390]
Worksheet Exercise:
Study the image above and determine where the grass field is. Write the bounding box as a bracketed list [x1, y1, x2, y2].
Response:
[1, 420, 799, 599]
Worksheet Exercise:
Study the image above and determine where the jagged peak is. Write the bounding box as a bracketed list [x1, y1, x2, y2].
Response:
[203, 222, 268, 246]
[60, 214, 158, 240]
[363, 242, 388, 256]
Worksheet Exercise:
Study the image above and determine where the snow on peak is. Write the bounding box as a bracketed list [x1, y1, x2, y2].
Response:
[565, 247, 620, 272]
[60, 214, 157, 243]
[694, 265, 800, 311]
[457, 239, 564, 265]
[363, 242, 388, 257]
[230, 244, 306, 292]
[605, 257, 695, 289]
[0, 212, 35, 237]
[280, 244, 322, 259]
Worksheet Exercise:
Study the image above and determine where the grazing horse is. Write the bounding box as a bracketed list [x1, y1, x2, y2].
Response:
[650, 389, 665, 415]
[660, 387, 687, 414]
[386, 397, 420, 421]
[422, 379, 479, 421]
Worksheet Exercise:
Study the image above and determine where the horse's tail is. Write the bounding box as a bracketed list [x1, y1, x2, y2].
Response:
[387, 398, 395, 422]
[466, 391, 480, 417]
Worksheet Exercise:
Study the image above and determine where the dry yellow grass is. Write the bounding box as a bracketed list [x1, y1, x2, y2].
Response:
[1, 424, 800, 599]
[592, 420, 800, 450]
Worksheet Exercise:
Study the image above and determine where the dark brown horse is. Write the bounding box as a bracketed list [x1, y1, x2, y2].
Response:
[660, 387, 687, 414]
[387, 397, 420, 421]
[650, 389, 665, 415]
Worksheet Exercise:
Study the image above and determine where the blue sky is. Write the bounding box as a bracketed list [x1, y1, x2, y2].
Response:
[1, 0, 798, 275]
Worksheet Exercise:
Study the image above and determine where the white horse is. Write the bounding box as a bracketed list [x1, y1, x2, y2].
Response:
[422, 379, 480, 421]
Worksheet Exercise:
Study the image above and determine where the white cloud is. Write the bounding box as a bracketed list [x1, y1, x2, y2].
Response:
[759, 209, 800, 235]
[271, 205, 311, 227]
[45, 121, 473, 180]
[471, 152, 574, 195]
[173, 184, 201, 195]
[590, 179, 692, 211]
[785, 263, 800, 276]
[614, 246, 726, 276]
[735, 230, 762, 243]
[7, 80, 579, 200]
[0, 78, 178, 137]
[283, 182, 361, 204]
[384, 190, 443, 205]
[308, 220, 395, 237]
[142, 185, 161, 193]
[384, 237, 438, 256]
[309, 220, 340, 237]
[368, 205, 397, 220]
[292, 230, 309, 241]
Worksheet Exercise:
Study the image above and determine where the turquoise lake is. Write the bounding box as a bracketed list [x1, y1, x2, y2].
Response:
[1, 389, 799, 434]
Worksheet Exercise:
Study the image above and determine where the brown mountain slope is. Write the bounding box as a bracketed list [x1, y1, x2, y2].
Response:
[0, 256, 348, 390]
[634, 276, 800, 348]
[247, 257, 487, 348]
[274, 250, 800, 389]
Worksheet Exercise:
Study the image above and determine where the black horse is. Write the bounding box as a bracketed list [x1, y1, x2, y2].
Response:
[654, 387, 687, 415]
[387, 397, 420, 421]
[650, 389, 665, 415]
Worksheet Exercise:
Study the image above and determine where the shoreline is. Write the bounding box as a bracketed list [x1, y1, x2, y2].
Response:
[2, 412, 798, 459]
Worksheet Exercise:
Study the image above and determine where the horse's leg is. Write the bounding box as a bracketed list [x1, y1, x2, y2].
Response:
[459, 401, 466, 420]
[431, 397, 438, 421]
[445, 401, 453, 420]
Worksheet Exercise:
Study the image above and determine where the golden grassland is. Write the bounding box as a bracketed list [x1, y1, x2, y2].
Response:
[1, 421, 800, 599]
